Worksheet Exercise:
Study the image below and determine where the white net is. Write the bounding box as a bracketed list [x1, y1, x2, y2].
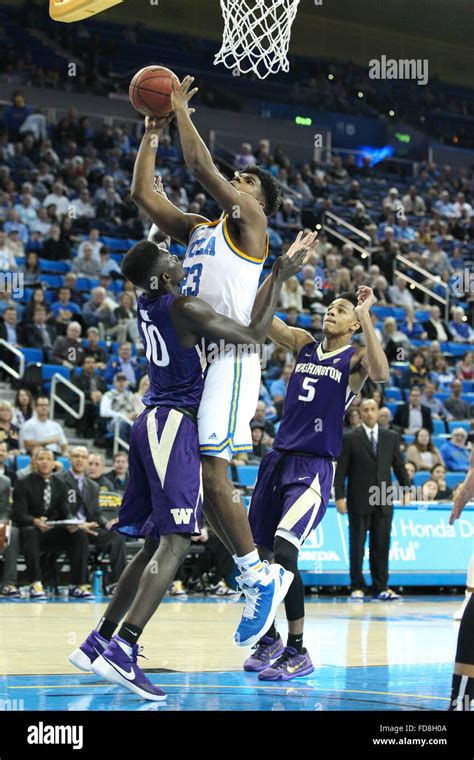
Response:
[214, 0, 301, 80]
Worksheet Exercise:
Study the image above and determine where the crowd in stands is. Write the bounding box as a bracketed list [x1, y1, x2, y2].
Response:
[1, 1, 474, 148]
[0, 80, 473, 597]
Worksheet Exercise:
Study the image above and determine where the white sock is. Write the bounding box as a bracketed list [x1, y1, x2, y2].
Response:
[234, 550, 264, 574]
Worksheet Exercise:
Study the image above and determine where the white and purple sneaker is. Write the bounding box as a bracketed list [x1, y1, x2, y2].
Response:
[92, 636, 167, 701]
[69, 629, 109, 672]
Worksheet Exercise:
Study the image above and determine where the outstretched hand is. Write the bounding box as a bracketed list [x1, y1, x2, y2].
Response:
[144, 114, 175, 133]
[273, 231, 318, 283]
[171, 75, 198, 116]
[354, 286, 376, 320]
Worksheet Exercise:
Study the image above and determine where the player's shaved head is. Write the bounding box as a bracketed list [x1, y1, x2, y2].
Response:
[121, 240, 185, 295]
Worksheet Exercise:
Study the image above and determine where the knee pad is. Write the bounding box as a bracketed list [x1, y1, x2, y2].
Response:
[273, 536, 299, 574]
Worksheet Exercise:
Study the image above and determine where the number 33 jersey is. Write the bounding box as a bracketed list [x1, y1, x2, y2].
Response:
[274, 341, 357, 458]
[137, 292, 204, 410]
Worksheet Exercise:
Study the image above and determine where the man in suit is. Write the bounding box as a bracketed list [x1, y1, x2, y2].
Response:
[335, 398, 410, 601]
[58, 446, 127, 593]
[422, 305, 453, 343]
[392, 386, 433, 434]
[13, 448, 90, 600]
[72, 356, 108, 437]
[0, 473, 21, 598]
[23, 306, 57, 360]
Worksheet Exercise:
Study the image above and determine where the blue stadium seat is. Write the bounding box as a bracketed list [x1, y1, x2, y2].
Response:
[434, 392, 449, 403]
[20, 347, 43, 364]
[386, 401, 401, 416]
[235, 466, 259, 488]
[100, 237, 129, 251]
[413, 471, 429, 487]
[447, 420, 471, 434]
[444, 472, 466, 489]
[58, 456, 70, 472]
[404, 434, 415, 445]
[15, 454, 30, 470]
[433, 434, 449, 448]
[297, 314, 312, 328]
[432, 418, 446, 435]
[448, 343, 470, 357]
[385, 387, 402, 401]
[41, 274, 63, 288]
[75, 278, 91, 291]
[41, 364, 70, 383]
[39, 260, 70, 273]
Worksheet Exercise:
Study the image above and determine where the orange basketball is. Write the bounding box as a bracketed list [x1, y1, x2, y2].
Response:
[129, 66, 180, 117]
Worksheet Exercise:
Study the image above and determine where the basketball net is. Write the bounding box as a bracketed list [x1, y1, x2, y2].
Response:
[214, 0, 301, 80]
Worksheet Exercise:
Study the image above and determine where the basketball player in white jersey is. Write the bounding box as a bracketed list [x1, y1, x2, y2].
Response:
[130, 77, 317, 646]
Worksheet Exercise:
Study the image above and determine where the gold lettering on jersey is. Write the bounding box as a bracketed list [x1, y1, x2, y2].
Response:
[295, 362, 342, 383]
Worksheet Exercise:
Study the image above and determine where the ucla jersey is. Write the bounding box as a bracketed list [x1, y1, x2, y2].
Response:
[137, 292, 204, 409]
[181, 215, 268, 325]
[274, 341, 357, 458]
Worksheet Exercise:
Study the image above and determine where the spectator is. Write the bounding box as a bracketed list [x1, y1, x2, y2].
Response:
[234, 143, 257, 171]
[0, 307, 20, 348]
[87, 453, 115, 491]
[72, 355, 108, 438]
[345, 406, 361, 430]
[430, 355, 456, 389]
[12, 448, 90, 600]
[77, 229, 102, 262]
[273, 198, 301, 238]
[0, 441, 17, 484]
[279, 276, 303, 311]
[445, 379, 471, 420]
[0, 473, 21, 597]
[157, 134, 178, 164]
[251, 400, 276, 439]
[42, 224, 71, 260]
[406, 352, 429, 389]
[99, 246, 122, 278]
[421, 381, 451, 421]
[83, 327, 108, 368]
[50, 287, 82, 332]
[3, 92, 31, 140]
[72, 243, 101, 278]
[69, 188, 95, 220]
[132, 375, 149, 418]
[99, 373, 135, 434]
[20, 250, 41, 286]
[11, 388, 34, 428]
[402, 185, 426, 215]
[0, 230, 17, 271]
[107, 452, 129, 493]
[83, 286, 118, 332]
[439, 428, 471, 472]
[377, 406, 403, 439]
[58, 446, 127, 595]
[420, 479, 439, 501]
[406, 428, 444, 471]
[423, 305, 453, 342]
[51, 321, 85, 367]
[382, 317, 411, 363]
[449, 307, 474, 344]
[23, 305, 56, 357]
[42, 181, 70, 217]
[21, 287, 53, 326]
[0, 402, 20, 456]
[393, 387, 433, 434]
[109, 292, 137, 345]
[104, 342, 140, 389]
[388, 277, 415, 309]
[457, 351, 474, 381]
[430, 463, 453, 501]
[19, 396, 68, 456]
[269, 364, 293, 409]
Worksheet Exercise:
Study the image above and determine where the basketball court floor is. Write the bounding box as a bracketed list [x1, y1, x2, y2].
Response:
[0, 595, 460, 711]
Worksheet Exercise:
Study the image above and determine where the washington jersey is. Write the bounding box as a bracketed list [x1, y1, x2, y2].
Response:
[181, 215, 268, 325]
[137, 292, 204, 410]
[274, 341, 357, 458]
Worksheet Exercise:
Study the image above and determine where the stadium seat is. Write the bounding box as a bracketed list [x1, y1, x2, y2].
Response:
[386, 401, 401, 416]
[447, 420, 471, 434]
[432, 418, 446, 435]
[20, 348, 43, 364]
[297, 314, 312, 328]
[444, 472, 466, 489]
[57, 456, 70, 472]
[41, 364, 70, 383]
[412, 471, 429, 487]
[15, 454, 30, 470]
[39, 260, 71, 273]
[432, 434, 449, 448]
[404, 434, 415, 445]
[41, 274, 63, 288]
[385, 387, 402, 401]
[235, 466, 259, 488]
[448, 343, 469, 357]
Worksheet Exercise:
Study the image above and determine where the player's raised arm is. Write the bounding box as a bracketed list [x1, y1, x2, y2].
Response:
[450, 448, 474, 524]
[131, 116, 209, 245]
[349, 286, 390, 393]
[254, 231, 318, 354]
[171, 76, 264, 224]
[173, 245, 308, 348]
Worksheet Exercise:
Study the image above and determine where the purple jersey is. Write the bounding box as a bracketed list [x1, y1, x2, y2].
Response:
[137, 292, 204, 410]
[274, 341, 356, 458]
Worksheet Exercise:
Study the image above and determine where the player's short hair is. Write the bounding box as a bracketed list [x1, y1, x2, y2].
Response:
[121, 240, 167, 292]
[244, 166, 282, 216]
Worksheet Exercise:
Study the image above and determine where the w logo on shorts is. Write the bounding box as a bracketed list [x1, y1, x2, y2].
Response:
[170, 508, 193, 525]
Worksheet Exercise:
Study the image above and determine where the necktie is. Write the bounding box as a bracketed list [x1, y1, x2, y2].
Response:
[370, 430, 378, 455]
[43, 478, 51, 513]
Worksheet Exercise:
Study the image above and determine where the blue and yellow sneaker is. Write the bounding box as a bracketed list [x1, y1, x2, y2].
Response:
[234, 563, 294, 648]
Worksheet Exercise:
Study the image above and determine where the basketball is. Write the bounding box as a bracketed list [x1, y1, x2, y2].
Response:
[129, 65, 180, 117]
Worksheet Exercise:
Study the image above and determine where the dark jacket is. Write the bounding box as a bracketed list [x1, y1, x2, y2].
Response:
[392, 402, 433, 433]
[422, 319, 453, 342]
[72, 370, 108, 400]
[22, 323, 57, 351]
[334, 427, 409, 515]
[56, 471, 107, 528]
[13, 472, 72, 526]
